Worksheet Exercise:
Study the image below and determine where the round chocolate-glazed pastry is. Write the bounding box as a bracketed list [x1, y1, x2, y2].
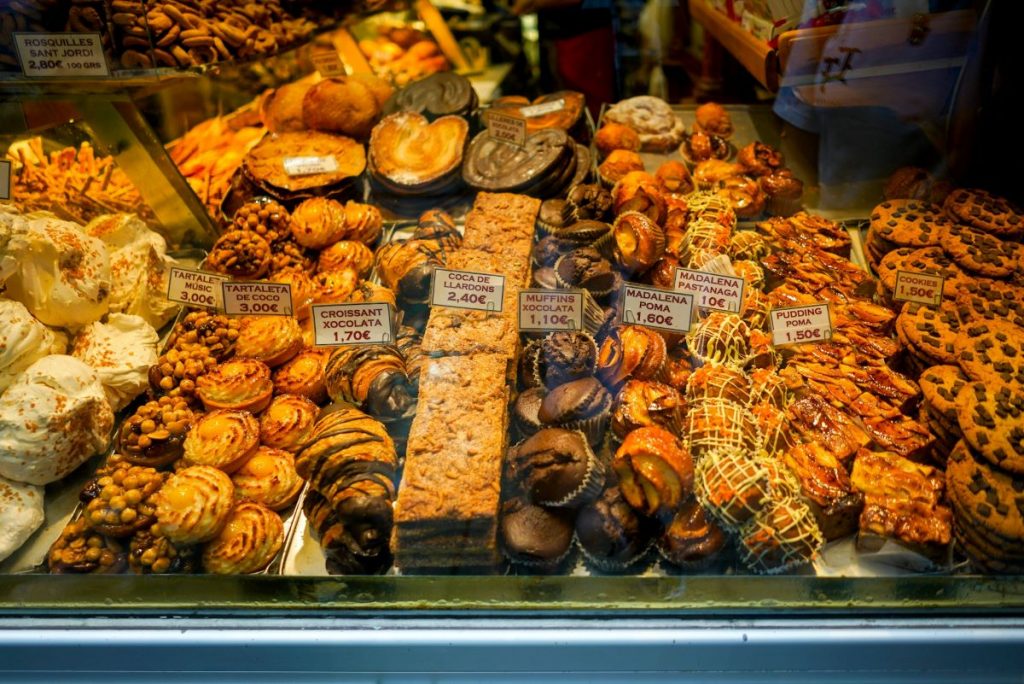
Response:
[48, 519, 127, 574]
[685, 399, 761, 461]
[206, 230, 271, 280]
[512, 386, 546, 439]
[202, 501, 284, 575]
[748, 368, 788, 409]
[259, 393, 318, 453]
[129, 523, 198, 574]
[319, 240, 375, 278]
[566, 183, 614, 222]
[80, 463, 166, 538]
[614, 426, 694, 517]
[541, 331, 598, 388]
[610, 379, 684, 439]
[233, 198, 292, 244]
[234, 316, 304, 368]
[462, 128, 574, 194]
[324, 344, 416, 420]
[196, 357, 274, 413]
[537, 198, 572, 233]
[167, 311, 241, 360]
[610, 211, 666, 274]
[500, 495, 576, 570]
[383, 71, 477, 119]
[154, 465, 236, 545]
[575, 485, 653, 571]
[687, 312, 752, 367]
[685, 364, 750, 405]
[537, 377, 611, 428]
[738, 496, 822, 574]
[553, 219, 613, 248]
[554, 247, 617, 297]
[183, 409, 261, 474]
[508, 427, 603, 507]
[119, 396, 194, 468]
[658, 497, 727, 569]
[412, 208, 459, 243]
[738, 141, 784, 177]
[596, 325, 668, 393]
[304, 484, 394, 575]
[273, 349, 329, 404]
[376, 238, 450, 304]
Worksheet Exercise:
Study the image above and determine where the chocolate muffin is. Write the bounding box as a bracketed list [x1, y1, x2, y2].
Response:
[500, 495, 576, 570]
[541, 331, 598, 388]
[508, 427, 603, 507]
[537, 377, 612, 445]
[512, 386, 546, 439]
[566, 183, 614, 222]
[554, 247, 618, 297]
[575, 485, 652, 571]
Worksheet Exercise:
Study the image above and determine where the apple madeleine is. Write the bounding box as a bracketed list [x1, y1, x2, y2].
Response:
[182, 410, 261, 473]
[272, 349, 329, 404]
[234, 316, 303, 368]
[202, 502, 284, 575]
[154, 465, 235, 544]
[196, 357, 274, 413]
[231, 447, 304, 511]
[259, 394, 319, 453]
[613, 426, 694, 518]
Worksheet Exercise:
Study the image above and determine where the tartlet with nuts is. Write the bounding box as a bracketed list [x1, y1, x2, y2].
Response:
[79, 464, 167, 537]
[166, 311, 241, 360]
[48, 519, 128, 574]
[119, 396, 195, 468]
[149, 343, 218, 404]
[206, 230, 272, 280]
[129, 523, 198, 575]
[232, 198, 292, 244]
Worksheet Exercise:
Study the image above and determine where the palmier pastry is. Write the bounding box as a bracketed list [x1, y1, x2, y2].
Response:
[154, 465, 235, 544]
[231, 447, 303, 511]
[594, 122, 641, 157]
[319, 240, 374, 278]
[166, 312, 240, 360]
[302, 76, 384, 139]
[259, 393, 319, 453]
[268, 269, 315, 321]
[610, 380, 684, 439]
[233, 199, 292, 244]
[694, 102, 734, 138]
[242, 131, 365, 196]
[462, 127, 576, 196]
[234, 316, 303, 368]
[182, 410, 261, 473]
[612, 172, 667, 225]
[202, 501, 284, 575]
[206, 230, 271, 280]
[80, 464, 166, 537]
[614, 426, 694, 517]
[312, 268, 360, 305]
[290, 197, 349, 249]
[196, 357, 274, 413]
[324, 344, 416, 419]
[654, 160, 694, 195]
[370, 112, 468, 189]
[149, 343, 218, 404]
[596, 325, 668, 393]
[344, 201, 384, 245]
[48, 519, 127, 574]
[119, 396, 194, 468]
[129, 523, 198, 574]
[273, 349, 328, 403]
[604, 96, 685, 152]
[598, 149, 644, 186]
[610, 211, 666, 274]
[738, 141, 784, 177]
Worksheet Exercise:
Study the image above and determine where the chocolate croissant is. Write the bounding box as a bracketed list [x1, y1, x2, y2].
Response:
[304, 487, 394, 575]
[376, 238, 452, 304]
[324, 344, 416, 419]
[295, 406, 398, 497]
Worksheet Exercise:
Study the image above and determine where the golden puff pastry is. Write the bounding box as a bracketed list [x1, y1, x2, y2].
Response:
[272, 349, 328, 403]
[318, 240, 374, 278]
[268, 269, 316, 321]
[196, 357, 274, 413]
[259, 394, 319, 453]
[231, 446, 303, 511]
[154, 465, 235, 544]
[234, 316, 303, 368]
[290, 197, 349, 250]
[183, 409, 261, 473]
[201, 501, 284, 574]
[312, 268, 360, 305]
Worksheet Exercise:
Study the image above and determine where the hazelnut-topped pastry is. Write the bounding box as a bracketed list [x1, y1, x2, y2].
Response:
[48, 519, 127, 574]
[154, 465, 235, 544]
[231, 446, 303, 511]
[259, 393, 318, 453]
[202, 501, 284, 575]
[183, 409, 261, 473]
[610, 211, 666, 274]
[166, 312, 241, 361]
[206, 230, 272, 280]
[233, 199, 292, 244]
[312, 268, 360, 305]
[290, 197, 349, 249]
[273, 349, 328, 403]
[129, 523, 198, 574]
[196, 357, 274, 413]
[318, 240, 374, 278]
[80, 464, 166, 538]
[119, 396, 194, 468]
[149, 343, 218, 404]
[234, 316, 303, 368]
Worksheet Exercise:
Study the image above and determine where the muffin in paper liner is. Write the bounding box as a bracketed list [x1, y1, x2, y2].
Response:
[540, 331, 599, 388]
[656, 497, 730, 571]
[694, 447, 772, 529]
[559, 403, 612, 449]
[508, 428, 606, 509]
[500, 496, 577, 572]
[575, 531, 655, 574]
[574, 484, 654, 572]
[596, 324, 669, 393]
[737, 496, 823, 575]
[536, 198, 572, 236]
[553, 249, 618, 302]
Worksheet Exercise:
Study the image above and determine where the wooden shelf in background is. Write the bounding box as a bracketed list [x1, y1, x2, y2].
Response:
[689, 0, 779, 91]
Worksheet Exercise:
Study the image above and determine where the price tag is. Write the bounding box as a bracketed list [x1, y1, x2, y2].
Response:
[519, 99, 565, 118]
[222, 282, 293, 317]
[770, 303, 833, 346]
[893, 270, 944, 307]
[431, 268, 505, 312]
[620, 283, 694, 334]
[0, 160, 10, 200]
[518, 289, 584, 332]
[312, 51, 346, 78]
[13, 33, 109, 78]
[311, 302, 395, 347]
[282, 155, 339, 176]
[674, 267, 745, 314]
[166, 267, 227, 310]
[485, 110, 527, 147]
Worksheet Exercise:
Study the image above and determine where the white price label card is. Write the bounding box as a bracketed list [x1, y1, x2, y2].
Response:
[518, 289, 584, 332]
[312, 51, 345, 77]
[431, 268, 505, 312]
[485, 110, 527, 147]
[282, 155, 339, 176]
[770, 303, 833, 346]
[14, 33, 109, 78]
[893, 270, 944, 307]
[0, 160, 10, 200]
[222, 282, 293, 317]
[166, 267, 227, 310]
[620, 283, 694, 333]
[673, 267, 745, 314]
[312, 302, 395, 347]
[519, 99, 565, 118]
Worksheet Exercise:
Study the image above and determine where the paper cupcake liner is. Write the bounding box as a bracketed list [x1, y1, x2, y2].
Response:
[581, 292, 608, 336]
[656, 541, 723, 572]
[505, 541, 575, 573]
[540, 432, 606, 509]
[766, 195, 803, 218]
[575, 533, 654, 573]
[590, 229, 616, 263]
[553, 255, 617, 302]
[559, 400, 611, 449]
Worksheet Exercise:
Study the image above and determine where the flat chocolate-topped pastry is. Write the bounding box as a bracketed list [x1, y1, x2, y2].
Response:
[383, 72, 478, 120]
[463, 128, 576, 197]
[242, 131, 365, 199]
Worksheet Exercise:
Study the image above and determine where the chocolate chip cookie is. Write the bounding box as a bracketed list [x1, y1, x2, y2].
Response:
[956, 381, 1024, 474]
[954, 319, 1024, 385]
[868, 199, 949, 255]
[896, 302, 961, 366]
[944, 188, 1024, 237]
[941, 223, 1018, 278]
[919, 364, 969, 426]
[955, 278, 1024, 330]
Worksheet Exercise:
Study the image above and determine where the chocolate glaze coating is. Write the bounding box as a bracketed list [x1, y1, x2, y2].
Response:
[305, 487, 394, 575]
[383, 72, 477, 119]
[463, 128, 573, 193]
[555, 247, 617, 293]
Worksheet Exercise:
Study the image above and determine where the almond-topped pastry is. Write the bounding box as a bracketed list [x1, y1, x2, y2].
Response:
[206, 230, 272, 280]
[318, 240, 374, 277]
[119, 396, 194, 468]
[183, 410, 261, 473]
[273, 349, 328, 403]
[312, 268, 360, 305]
[259, 394, 318, 453]
[196, 357, 274, 413]
[234, 316, 303, 368]
[369, 112, 468, 189]
[231, 446, 303, 511]
[202, 501, 284, 575]
[290, 197, 349, 249]
[80, 463, 166, 538]
[614, 426, 694, 518]
[154, 465, 235, 544]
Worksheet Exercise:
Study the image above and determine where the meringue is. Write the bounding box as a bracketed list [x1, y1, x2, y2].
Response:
[71, 313, 159, 411]
[0, 474, 44, 563]
[0, 298, 67, 393]
[0, 355, 114, 485]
